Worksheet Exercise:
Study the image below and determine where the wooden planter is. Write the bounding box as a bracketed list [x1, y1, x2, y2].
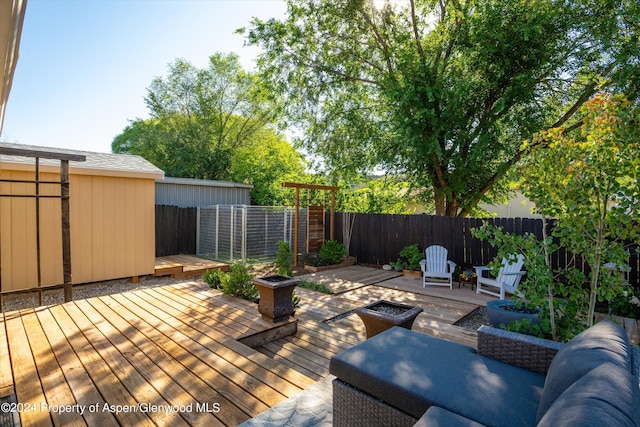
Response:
[252, 275, 300, 323]
[304, 256, 357, 273]
[402, 269, 422, 278]
[355, 300, 424, 338]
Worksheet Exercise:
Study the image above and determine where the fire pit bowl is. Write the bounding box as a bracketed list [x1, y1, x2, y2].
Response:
[355, 300, 424, 338]
[252, 275, 300, 323]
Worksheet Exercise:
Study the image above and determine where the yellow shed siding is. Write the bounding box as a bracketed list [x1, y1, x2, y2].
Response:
[1, 169, 156, 291]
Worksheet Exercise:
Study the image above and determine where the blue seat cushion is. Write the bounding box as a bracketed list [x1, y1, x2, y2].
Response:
[538, 363, 640, 427]
[415, 407, 486, 427]
[536, 320, 633, 422]
[329, 326, 545, 427]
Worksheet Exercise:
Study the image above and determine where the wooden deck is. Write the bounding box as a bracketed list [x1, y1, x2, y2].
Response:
[154, 255, 229, 278]
[0, 283, 310, 426]
[1, 265, 637, 426]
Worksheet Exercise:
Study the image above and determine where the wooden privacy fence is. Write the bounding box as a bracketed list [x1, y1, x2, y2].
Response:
[155, 205, 197, 257]
[328, 213, 640, 289]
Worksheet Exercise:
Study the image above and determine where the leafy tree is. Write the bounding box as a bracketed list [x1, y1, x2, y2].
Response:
[230, 129, 308, 205]
[519, 93, 640, 327]
[113, 53, 276, 178]
[242, 0, 640, 216]
[334, 175, 417, 214]
[113, 53, 310, 204]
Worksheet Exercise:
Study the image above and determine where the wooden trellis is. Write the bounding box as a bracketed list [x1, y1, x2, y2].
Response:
[0, 147, 85, 310]
[282, 182, 339, 266]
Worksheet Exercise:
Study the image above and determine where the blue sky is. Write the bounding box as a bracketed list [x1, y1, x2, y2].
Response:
[1, 0, 287, 153]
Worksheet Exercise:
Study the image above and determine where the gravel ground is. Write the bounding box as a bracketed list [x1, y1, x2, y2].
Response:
[1, 276, 209, 313]
[457, 307, 491, 330]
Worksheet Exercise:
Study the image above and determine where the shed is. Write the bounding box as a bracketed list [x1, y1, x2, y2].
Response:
[0, 142, 164, 291]
[155, 177, 252, 207]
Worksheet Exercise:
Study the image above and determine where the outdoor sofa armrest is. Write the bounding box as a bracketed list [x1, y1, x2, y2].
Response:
[477, 325, 564, 375]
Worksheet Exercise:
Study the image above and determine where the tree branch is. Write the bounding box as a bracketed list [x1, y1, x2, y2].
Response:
[410, 0, 426, 61]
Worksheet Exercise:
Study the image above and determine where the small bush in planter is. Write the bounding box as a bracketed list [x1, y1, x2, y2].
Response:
[318, 240, 347, 265]
[274, 241, 293, 276]
[398, 244, 423, 271]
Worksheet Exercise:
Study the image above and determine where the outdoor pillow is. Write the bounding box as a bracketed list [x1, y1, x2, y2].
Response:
[536, 319, 633, 422]
[537, 362, 640, 427]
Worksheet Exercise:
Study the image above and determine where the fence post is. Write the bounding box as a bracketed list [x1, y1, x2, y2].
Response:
[242, 205, 247, 264]
[215, 205, 219, 260]
[230, 205, 234, 262]
[196, 207, 201, 255]
[284, 208, 288, 244]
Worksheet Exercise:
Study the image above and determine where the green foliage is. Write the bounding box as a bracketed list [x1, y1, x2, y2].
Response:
[297, 279, 332, 294]
[333, 175, 418, 214]
[203, 269, 227, 290]
[243, 0, 640, 216]
[274, 241, 293, 276]
[112, 52, 309, 205]
[518, 94, 640, 327]
[230, 132, 309, 205]
[472, 223, 587, 342]
[318, 240, 347, 265]
[397, 244, 423, 271]
[221, 264, 257, 302]
[291, 291, 301, 310]
[609, 288, 640, 320]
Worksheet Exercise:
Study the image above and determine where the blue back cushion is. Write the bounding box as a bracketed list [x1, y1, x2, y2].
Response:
[538, 363, 640, 427]
[536, 320, 633, 422]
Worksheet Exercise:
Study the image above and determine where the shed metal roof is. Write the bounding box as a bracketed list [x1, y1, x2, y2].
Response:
[0, 142, 164, 179]
[157, 176, 253, 189]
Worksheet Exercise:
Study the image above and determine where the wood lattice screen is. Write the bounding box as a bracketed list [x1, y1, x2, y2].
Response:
[0, 147, 85, 310]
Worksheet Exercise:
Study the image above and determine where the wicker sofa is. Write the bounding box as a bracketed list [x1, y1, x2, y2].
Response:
[329, 320, 640, 427]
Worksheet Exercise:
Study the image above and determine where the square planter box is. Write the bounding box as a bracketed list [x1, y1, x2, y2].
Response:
[304, 256, 357, 273]
[355, 300, 424, 338]
[252, 275, 300, 323]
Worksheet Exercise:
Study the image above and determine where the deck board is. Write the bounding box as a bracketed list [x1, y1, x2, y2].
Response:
[20, 309, 86, 427]
[106, 292, 275, 416]
[124, 288, 305, 399]
[154, 255, 228, 278]
[34, 308, 120, 427]
[48, 304, 156, 427]
[5, 310, 53, 427]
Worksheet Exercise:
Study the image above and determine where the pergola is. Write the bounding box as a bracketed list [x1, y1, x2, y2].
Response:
[282, 182, 339, 266]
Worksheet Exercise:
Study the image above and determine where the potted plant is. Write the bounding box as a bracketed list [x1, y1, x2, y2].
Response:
[397, 244, 423, 277]
[486, 299, 540, 331]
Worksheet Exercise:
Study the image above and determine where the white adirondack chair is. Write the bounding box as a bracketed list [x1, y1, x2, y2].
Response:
[419, 245, 457, 289]
[475, 254, 526, 300]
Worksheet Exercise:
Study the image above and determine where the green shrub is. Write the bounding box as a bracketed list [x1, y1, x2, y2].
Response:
[221, 264, 258, 302]
[274, 241, 293, 276]
[609, 288, 640, 319]
[318, 240, 347, 265]
[398, 244, 423, 271]
[203, 269, 227, 290]
[292, 291, 300, 310]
